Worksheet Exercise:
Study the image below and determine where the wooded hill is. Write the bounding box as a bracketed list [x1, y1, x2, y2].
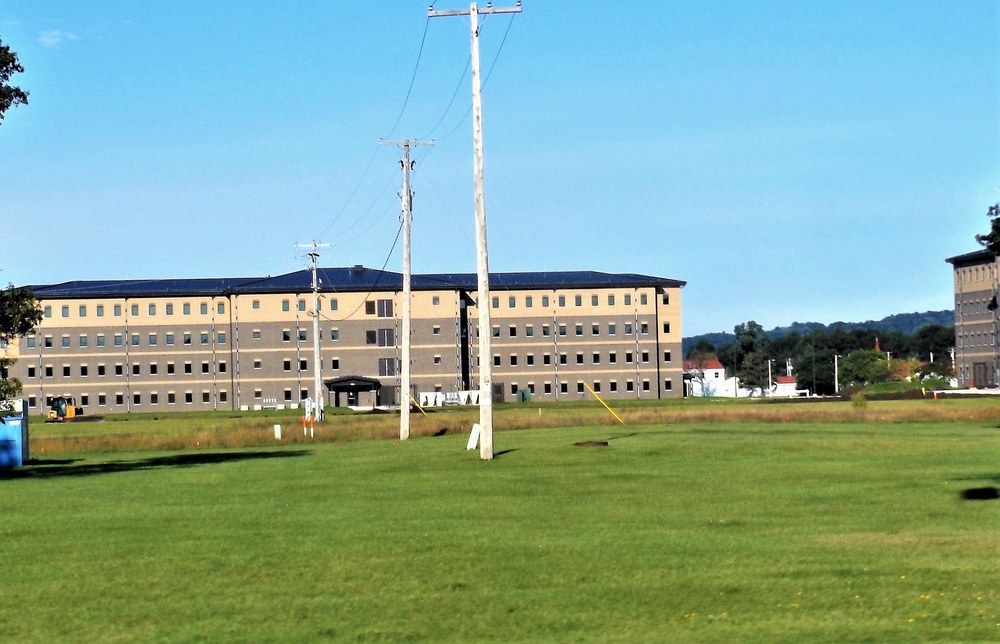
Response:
[682, 310, 953, 356]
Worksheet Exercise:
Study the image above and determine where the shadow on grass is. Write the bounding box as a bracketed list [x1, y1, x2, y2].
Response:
[0, 450, 310, 480]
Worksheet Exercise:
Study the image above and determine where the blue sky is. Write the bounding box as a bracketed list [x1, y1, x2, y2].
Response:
[1, 1, 997, 336]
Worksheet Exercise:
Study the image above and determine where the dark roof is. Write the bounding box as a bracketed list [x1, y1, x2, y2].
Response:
[946, 249, 994, 266]
[324, 375, 383, 392]
[24, 267, 686, 299]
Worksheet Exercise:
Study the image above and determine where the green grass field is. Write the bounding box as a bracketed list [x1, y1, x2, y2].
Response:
[3, 405, 998, 641]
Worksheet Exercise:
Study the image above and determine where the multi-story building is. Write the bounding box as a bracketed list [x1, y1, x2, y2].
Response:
[4, 266, 686, 414]
[946, 249, 997, 388]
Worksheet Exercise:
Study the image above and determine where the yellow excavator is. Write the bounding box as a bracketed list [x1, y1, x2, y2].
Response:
[46, 396, 87, 422]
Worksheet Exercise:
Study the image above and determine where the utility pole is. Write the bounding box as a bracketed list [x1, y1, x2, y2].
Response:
[380, 138, 433, 440]
[298, 241, 330, 423]
[834, 354, 841, 394]
[429, 1, 521, 461]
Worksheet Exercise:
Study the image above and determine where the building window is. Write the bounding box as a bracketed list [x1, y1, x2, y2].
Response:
[365, 301, 376, 315]
[576, 353, 584, 365]
[283, 330, 291, 342]
[625, 323, 633, 335]
[377, 299, 393, 317]
[298, 299, 306, 312]
[493, 355, 501, 367]
[575, 295, 582, 307]
[218, 302, 225, 314]
[131, 304, 139, 316]
[664, 379, 673, 391]
[218, 362, 226, 373]
[299, 359, 307, 371]
[184, 362, 192, 374]
[150, 393, 159, 405]
[61, 336, 70, 348]
[432, 326, 440, 336]
[542, 325, 550, 337]
[561, 382, 569, 394]
[525, 325, 534, 337]
[183, 333, 191, 345]
[201, 362, 210, 374]
[591, 295, 598, 306]
[330, 329, 339, 341]
[609, 380, 618, 392]
[377, 328, 394, 347]
[608, 323, 616, 335]
[609, 352, 617, 364]
[218, 332, 226, 344]
[662, 293, 670, 305]
[663, 322, 670, 334]
[148, 304, 156, 316]
[642, 351, 649, 363]
[491, 297, 499, 309]
[433, 356, 441, 366]
[298, 329, 307, 342]
[378, 358, 397, 377]
[182, 303, 191, 315]
[62, 365, 71, 377]
[508, 296, 516, 308]
[79, 335, 88, 347]
[253, 360, 261, 369]
[642, 379, 651, 391]
[61, 305, 69, 318]
[525, 296, 533, 308]
[664, 351, 672, 362]
[131, 334, 140, 346]
[624, 294, 631, 306]
[558, 295, 565, 307]
[202, 391, 210, 403]
[43, 306, 51, 318]
[640, 294, 648, 305]
[331, 358, 340, 370]
[116, 394, 124, 406]
[526, 354, 534, 366]
[97, 305, 104, 317]
[283, 300, 291, 312]
[200, 303, 208, 315]
[184, 392, 193, 404]
[608, 295, 615, 306]
[510, 355, 518, 366]
[640, 323, 649, 335]
[132, 364, 140, 376]
[593, 381, 601, 393]
[284, 359, 292, 372]
[543, 354, 551, 365]
[27, 366, 35, 378]
[492, 326, 501, 338]
[593, 352, 600, 364]
[544, 383, 552, 394]
[166, 303, 173, 315]
[200, 332, 209, 345]
[97, 364, 106, 376]
[559, 324, 567, 336]
[592, 324, 600, 336]
[625, 352, 633, 363]
[79, 305, 87, 317]
[509, 326, 517, 337]
[575, 324, 583, 336]
[510, 384, 518, 395]
[149, 334, 157, 346]
[626, 380, 634, 392]
[150, 363, 158, 375]
[166, 363, 175, 374]
[284, 389, 293, 402]
[542, 296, 550, 307]
[560, 354, 567, 365]
[26, 336, 35, 348]
[577, 382, 585, 393]
[432, 296, 440, 306]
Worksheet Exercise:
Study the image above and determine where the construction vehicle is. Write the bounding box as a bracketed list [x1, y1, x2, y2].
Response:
[46, 396, 88, 422]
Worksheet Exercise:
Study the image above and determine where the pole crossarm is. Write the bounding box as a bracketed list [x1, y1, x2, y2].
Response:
[428, 2, 522, 18]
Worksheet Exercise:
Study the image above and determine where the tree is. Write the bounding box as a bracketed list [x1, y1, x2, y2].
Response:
[0, 37, 29, 124]
[840, 349, 891, 387]
[0, 285, 43, 414]
[975, 202, 1000, 253]
[740, 350, 771, 395]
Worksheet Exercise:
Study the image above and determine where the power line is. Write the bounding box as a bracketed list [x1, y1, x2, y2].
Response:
[318, 219, 405, 323]
[384, 16, 432, 139]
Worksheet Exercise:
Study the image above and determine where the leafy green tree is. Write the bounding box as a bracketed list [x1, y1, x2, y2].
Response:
[718, 320, 768, 378]
[0, 285, 43, 414]
[840, 349, 891, 386]
[0, 37, 28, 124]
[685, 337, 717, 359]
[740, 350, 771, 394]
[975, 202, 1000, 253]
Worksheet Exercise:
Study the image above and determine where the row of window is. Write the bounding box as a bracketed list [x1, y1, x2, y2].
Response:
[955, 265, 994, 285]
[27, 360, 230, 378]
[491, 350, 672, 367]
[489, 292, 668, 310]
[490, 321, 670, 339]
[45, 301, 227, 319]
[503, 378, 671, 395]
[957, 333, 995, 348]
[27, 331, 226, 349]
[956, 298, 994, 316]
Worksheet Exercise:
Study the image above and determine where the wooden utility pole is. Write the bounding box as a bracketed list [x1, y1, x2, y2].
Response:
[429, 1, 522, 461]
[380, 138, 433, 440]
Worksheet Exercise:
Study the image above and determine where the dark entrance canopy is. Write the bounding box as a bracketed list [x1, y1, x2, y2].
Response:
[324, 375, 383, 407]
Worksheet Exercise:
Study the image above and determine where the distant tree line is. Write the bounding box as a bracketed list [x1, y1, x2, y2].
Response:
[686, 322, 954, 395]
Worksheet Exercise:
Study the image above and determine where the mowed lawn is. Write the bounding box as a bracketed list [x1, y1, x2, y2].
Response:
[2, 420, 997, 641]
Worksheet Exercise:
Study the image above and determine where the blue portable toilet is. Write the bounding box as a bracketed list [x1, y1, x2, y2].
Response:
[0, 401, 29, 468]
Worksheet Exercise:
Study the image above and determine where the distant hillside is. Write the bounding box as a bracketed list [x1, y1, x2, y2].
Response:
[683, 310, 953, 356]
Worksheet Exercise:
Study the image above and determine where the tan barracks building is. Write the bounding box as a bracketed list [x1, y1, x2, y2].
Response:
[947, 249, 998, 388]
[6, 266, 686, 414]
